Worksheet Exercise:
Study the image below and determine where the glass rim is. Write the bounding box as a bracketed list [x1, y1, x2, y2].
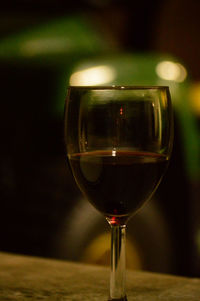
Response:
[68, 85, 169, 90]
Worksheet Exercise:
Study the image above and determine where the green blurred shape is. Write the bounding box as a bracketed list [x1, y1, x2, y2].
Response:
[0, 15, 110, 64]
[0, 14, 112, 121]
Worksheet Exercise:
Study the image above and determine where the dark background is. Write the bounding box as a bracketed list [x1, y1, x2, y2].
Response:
[0, 0, 200, 277]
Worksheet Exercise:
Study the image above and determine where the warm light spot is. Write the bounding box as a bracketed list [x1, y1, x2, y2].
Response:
[81, 232, 142, 269]
[112, 149, 116, 157]
[120, 106, 123, 115]
[69, 65, 116, 86]
[156, 61, 187, 82]
[189, 82, 200, 115]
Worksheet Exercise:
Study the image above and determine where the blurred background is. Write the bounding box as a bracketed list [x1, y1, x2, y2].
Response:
[0, 0, 200, 277]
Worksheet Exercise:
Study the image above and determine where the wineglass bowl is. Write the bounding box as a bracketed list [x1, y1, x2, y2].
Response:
[64, 86, 173, 300]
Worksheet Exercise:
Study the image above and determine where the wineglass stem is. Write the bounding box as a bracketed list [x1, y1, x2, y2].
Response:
[109, 223, 127, 301]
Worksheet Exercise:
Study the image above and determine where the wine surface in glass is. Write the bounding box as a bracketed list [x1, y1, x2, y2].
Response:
[69, 150, 168, 218]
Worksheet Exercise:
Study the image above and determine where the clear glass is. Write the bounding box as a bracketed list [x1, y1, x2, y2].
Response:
[64, 86, 173, 300]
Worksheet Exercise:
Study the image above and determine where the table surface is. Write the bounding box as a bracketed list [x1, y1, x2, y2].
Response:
[0, 252, 199, 300]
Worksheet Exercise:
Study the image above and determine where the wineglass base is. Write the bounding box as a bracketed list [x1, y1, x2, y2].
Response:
[108, 296, 127, 301]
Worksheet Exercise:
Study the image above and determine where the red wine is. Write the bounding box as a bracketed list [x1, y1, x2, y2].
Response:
[68, 150, 168, 217]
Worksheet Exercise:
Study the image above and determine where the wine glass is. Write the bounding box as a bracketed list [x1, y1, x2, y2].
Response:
[64, 86, 173, 300]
